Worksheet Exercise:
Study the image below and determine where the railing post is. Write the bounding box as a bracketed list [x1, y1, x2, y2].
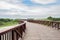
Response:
[24, 23, 26, 32]
[57, 23, 59, 29]
[12, 30, 14, 40]
[20, 26, 23, 38]
[0, 36, 1, 40]
[51, 22, 53, 28]
[16, 33, 18, 40]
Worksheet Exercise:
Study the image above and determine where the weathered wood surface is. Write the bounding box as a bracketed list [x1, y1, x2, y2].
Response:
[23, 22, 60, 40]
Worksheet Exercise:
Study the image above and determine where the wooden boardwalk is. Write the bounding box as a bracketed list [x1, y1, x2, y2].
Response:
[23, 22, 60, 40]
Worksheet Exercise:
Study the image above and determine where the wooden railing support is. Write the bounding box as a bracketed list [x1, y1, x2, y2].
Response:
[12, 31, 14, 40]
[0, 22, 26, 40]
[27, 20, 60, 29]
[0, 36, 1, 39]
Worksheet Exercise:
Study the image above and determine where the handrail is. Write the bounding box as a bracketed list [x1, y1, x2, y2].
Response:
[0, 22, 26, 40]
[27, 20, 60, 29]
[0, 23, 25, 35]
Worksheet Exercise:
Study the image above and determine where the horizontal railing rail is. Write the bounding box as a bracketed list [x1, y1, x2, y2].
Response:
[0, 22, 26, 40]
[27, 20, 60, 29]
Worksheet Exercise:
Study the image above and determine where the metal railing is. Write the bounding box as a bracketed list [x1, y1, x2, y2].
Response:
[0, 22, 26, 40]
[27, 20, 60, 29]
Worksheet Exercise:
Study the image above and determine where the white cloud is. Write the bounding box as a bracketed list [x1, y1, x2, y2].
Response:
[47, 5, 60, 17]
[20, 6, 50, 15]
[1, 5, 59, 18]
[0, 1, 18, 9]
[0, 1, 29, 10]
[31, 0, 56, 4]
[0, 0, 60, 18]
[19, 5, 60, 18]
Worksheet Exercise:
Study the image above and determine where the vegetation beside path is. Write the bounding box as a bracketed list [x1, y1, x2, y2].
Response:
[0, 18, 19, 27]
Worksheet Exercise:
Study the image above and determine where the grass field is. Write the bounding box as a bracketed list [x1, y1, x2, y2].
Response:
[0, 18, 19, 27]
[0, 21, 18, 27]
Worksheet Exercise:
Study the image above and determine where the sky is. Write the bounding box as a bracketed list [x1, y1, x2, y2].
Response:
[0, 0, 60, 19]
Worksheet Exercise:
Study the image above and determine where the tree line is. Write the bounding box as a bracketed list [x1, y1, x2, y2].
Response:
[0, 18, 19, 26]
[47, 16, 60, 21]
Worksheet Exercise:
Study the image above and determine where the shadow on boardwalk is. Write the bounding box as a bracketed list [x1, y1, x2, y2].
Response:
[23, 22, 60, 40]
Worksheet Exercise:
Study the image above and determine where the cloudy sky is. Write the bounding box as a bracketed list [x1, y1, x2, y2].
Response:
[0, 0, 60, 19]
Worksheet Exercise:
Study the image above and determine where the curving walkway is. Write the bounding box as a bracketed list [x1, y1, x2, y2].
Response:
[23, 22, 60, 40]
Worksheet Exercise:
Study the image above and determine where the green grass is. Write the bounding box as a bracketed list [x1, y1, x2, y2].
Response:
[0, 18, 19, 28]
[0, 21, 18, 28]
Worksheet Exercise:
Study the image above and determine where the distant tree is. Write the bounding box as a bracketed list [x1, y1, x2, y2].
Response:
[0, 18, 12, 22]
[47, 16, 53, 20]
[47, 16, 60, 21]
